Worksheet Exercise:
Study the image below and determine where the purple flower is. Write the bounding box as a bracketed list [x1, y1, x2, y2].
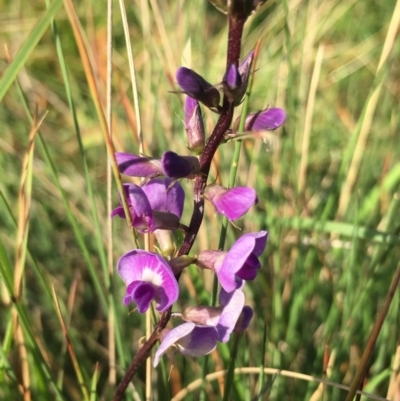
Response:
[183, 289, 251, 343]
[185, 96, 205, 155]
[112, 178, 185, 232]
[115, 151, 200, 179]
[223, 64, 242, 90]
[117, 250, 179, 313]
[221, 51, 254, 105]
[115, 152, 162, 177]
[111, 184, 153, 231]
[153, 322, 218, 367]
[176, 67, 221, 112]
[235, 108, 286, 132]
[197, 231, 268, 292]
[161, 151, 200, 179]
[234, 306, 254, 333]
[203, 184, 258, 221]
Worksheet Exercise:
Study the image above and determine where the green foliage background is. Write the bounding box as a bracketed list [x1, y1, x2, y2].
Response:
[0, 0, 399, 400]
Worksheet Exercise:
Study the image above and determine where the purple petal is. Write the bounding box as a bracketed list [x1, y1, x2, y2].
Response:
[224, 64, 241, 90]
[216, 289, 245, 342]
[217, 231, 268, 292]
[141, 178, 185, 219]
[236, 253, 261, 280]
[161, 151, 200, 179]
[111, 205, 125, 218]
[185, 96, 205, 154]
[154, 323, 195, 367]
[234, 51, 254, 105]
[234, 305, 253, 332]
[185, 95, 197, 120]
[115, 152, 162, 177]
[238, 51, 254, 80]
[126, 185, 153, 231]
[176, 67, 220, 110]
[251, 108, 286, 131]
[117, 250, 179, 312]
[179, 325, 218, 357]
[205, 185, 258, 221]
[124, 281, 155, 313]
[153, 323, 218, 367]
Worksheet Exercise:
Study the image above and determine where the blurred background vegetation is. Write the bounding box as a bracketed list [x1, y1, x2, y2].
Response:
[0, 0, 399, 400]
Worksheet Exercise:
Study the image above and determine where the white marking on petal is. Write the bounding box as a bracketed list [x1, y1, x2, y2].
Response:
[141, 266, 163, 286]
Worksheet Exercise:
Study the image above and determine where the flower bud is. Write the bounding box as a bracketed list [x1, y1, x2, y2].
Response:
[185, 96, 205, 155]
[176, 67, 221, 112]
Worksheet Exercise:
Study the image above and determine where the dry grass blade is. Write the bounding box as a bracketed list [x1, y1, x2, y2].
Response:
[337, 0, 400, 217]
[13, 111, 47, 401]
[171, 367, 390, 401]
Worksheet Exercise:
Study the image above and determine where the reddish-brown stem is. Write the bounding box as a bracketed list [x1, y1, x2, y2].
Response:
[113, 14, 246, 401]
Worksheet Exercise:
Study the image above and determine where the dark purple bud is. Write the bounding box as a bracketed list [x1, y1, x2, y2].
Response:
[161, 151, 201, 179]
[185, 96, 205, 155]
[234, 51, 254, 105]
[224, 64, 242, 90]
[176, 67, 221, 111]
[221, 64, 243, 103]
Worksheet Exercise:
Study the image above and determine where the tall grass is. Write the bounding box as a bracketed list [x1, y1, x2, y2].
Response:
[0, 0, 399, 400]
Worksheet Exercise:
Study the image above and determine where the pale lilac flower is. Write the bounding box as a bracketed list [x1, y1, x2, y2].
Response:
[176, 67, 221, 112]
[111, 178, 184, 232]
[203, 184, 258, 221]
[197, 231, 268, 292]
[117, 250, 179, 313]
[153, 322, 218, 367]
[185, 96, 205, 155]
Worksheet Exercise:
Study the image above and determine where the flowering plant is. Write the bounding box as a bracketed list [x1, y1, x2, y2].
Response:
[113, 1, 285, 399]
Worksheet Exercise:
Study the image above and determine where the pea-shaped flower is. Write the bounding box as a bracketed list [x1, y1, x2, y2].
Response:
[183, 289, 253, 343]
[203, 184, 258, 221]
[153, 323, 218, 367]
[117, 250, 179, 313]
[233, 107, 286, 132]
[111, 178, 185, 232]
[197, 231, 268, 293]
